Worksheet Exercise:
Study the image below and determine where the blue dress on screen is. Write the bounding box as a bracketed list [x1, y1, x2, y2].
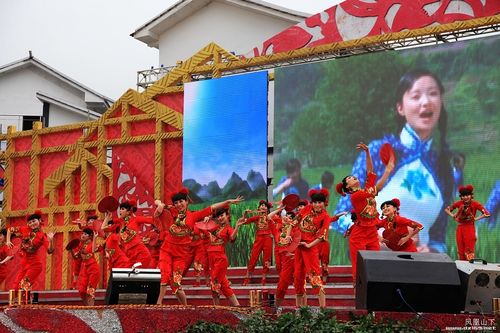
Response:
[484, 180, 500, 229]
[333, 124, 453, 252]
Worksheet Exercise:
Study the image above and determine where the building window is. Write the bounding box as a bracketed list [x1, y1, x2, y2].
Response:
[22, 116, 42, 131]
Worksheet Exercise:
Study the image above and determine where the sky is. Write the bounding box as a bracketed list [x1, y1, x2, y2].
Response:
[0, 0, 340, 100]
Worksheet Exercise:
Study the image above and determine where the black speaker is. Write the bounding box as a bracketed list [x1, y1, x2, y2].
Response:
[105, 267, 161, 305]
[356, 250, 462, 313]
[455, 260, 500, 313]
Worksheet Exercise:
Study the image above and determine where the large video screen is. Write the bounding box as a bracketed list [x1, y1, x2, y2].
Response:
[183, 71, 268, 202]
[183, 72, 268, 266]
[274, 34, 500, 264]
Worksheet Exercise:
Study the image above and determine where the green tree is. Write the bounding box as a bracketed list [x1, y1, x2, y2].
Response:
[289, 51, 406, 165]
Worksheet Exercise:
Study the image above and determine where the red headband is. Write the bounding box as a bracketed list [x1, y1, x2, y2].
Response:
[458, 184, 474, 196]
[258, 200, 272, 208]
[308, 188, 329, 203]
[171, 188, 189, 203]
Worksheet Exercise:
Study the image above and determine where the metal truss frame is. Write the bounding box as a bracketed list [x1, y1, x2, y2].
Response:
[137, 18, 500, 89]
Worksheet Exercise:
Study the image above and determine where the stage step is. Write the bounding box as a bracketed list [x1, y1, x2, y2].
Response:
[183, 265, 353, 285]
[0, 266, 355, 309]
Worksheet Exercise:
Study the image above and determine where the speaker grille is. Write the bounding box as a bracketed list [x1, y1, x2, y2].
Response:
[475, 273, 489, 287]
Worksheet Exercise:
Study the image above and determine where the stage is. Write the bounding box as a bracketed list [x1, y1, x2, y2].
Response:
[0, 266, 497, 332]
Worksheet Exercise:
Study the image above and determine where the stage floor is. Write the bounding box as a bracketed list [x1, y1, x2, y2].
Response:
[0, 266, 497, 332]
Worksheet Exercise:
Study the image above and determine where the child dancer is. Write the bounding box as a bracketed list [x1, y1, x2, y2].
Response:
[377, 198, 423, 252]
[445, 185, 490, 260]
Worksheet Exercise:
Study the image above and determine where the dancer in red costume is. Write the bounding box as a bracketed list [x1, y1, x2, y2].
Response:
[336, 143, 395, 285]
[96, 219, 132, 270]
[155, 188, 243, 305]
[191, 222, 210, 287]
[103, 231, 132, 269]
[272, 201, 307, 275]
[377, 198, 423, 252]
[445, 185, 490, 260]
[268, 205, 299, 308]
[66, 238, 82, 290]
[74, 228, 100, 305]
[318, 211, 347, 283]
[6, 210, 54, 291]
[0, 230, 14, 290]
[241, 200, 274, 286]
[204, 206, 243, 306]
[73, 214, 104, 237]
[140, 224, 161, 268]
[67, 213, 102, 289]
[294, 188, 330, 308]
[101, 199, 163, 269]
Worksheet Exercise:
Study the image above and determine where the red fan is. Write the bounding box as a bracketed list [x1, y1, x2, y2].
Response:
[382, 229, 404, 251]
[282, 194, 300, 212]
[98, 196, 119, 213]
[195, 219, 219, 232]
[379, 143, 395, 165]
[285, 227, 302, 253]
[65, 238, 80, 251]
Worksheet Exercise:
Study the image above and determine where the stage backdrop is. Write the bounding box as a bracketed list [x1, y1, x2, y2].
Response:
[273, 34, 500, 265]
[183, 72, 268, 266]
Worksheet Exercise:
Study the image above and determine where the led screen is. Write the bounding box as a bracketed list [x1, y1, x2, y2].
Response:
[274, 34, 500, 264]
[183, 72, 269, 265]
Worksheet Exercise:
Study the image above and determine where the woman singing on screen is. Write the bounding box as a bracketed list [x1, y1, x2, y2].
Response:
[334, 69, 456, 253]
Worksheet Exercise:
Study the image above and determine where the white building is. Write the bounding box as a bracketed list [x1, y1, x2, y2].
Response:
[0, 52, 114, 134]
[130, 0, 309, 67]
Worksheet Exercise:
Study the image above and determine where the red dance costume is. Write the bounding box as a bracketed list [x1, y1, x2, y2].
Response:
[447, 200, 490, 260]
[244, 212, 274, 277]
[348, 172, 381, 281]
[318, 214, 342, 279]
[103, 233, 132, 268]
[75, 239, 100, 301]
[139, 225, 161, 268]
[191, 231, 210, 285]
[9, 226, 50, 290]
[68, 244, 82, 289]
[205, 224, 236, 299]
[294, 205, 329, 296]
[158, 207, 212, 294]
[117, 215, 154, 268]
[271, 216, 282, 274]
[70, 221, 100, 288]
[376, 215, 423, 252]
[273, 217, 297, 301]
[0, 242, 13, 288]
